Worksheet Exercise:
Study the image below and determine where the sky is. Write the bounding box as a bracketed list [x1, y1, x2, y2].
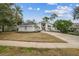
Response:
[16, 3, 79, 23]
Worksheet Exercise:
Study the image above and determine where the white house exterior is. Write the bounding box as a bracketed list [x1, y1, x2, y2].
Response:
[17, 22, 41, 32]
[17, 22, 57, 32]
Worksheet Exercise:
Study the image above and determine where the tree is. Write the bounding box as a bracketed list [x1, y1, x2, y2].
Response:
[0, 3, 15, 32]
[43, 16, 49, 23]
[50, 13, 58, 21]
[13, 5, 23, 25]
[26, 20, 36, 24]
[53, 20, 72, 33]
[0, 3, 23, 32]
[73, 6, 79, 20]
[32, 19, 36, 23]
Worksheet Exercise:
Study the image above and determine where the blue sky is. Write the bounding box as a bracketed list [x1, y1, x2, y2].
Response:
[16, 3, 79, 23]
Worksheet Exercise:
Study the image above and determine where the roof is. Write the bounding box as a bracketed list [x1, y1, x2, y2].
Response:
[22, 22, 36, 25]
[19, 21, 37, 26]
[18, 21, 39, 28]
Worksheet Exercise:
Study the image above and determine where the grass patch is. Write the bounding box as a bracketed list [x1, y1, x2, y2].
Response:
[0, 32, 66, 43]
[68, 32, 79, 36]
[0, 46, 79, 56]
[0, 46, 8, 53]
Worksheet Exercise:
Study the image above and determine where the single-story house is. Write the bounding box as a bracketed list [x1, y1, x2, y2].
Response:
[17, 22, 41, 32]
[17, 21, 58, 32]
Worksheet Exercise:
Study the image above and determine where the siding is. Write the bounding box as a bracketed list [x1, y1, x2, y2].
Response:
[18, 25, 36, 32]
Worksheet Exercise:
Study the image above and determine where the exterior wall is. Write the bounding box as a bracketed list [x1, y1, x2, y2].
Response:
[18, 25, 36, 32]
[18, 26, 25, 31]
[26, 26, 35, 31]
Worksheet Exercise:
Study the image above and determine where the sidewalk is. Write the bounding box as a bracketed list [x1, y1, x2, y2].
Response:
[0, 40, 79, 48]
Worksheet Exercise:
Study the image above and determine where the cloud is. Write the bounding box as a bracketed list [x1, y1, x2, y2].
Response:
[45, 6, 72, 14]
[45, 6, 73, 19]
[57, 6, 72, 11]
[47, 3, 57, 5]
[45, 10, 52, 13]
[28, 7, 40, 11]
[28, 7, 33, 10]
[36, 8, 40, 11]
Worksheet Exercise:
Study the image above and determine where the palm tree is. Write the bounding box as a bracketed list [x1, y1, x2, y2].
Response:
[0, 3, 23, 32]
[13, 5, 23, 25]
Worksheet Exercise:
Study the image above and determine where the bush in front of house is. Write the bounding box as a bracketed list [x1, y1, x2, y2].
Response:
[53, 20, 73, 33]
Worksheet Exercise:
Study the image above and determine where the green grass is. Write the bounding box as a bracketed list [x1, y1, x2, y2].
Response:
[0, 46, 8, 53]
[0, 46, 79, 56]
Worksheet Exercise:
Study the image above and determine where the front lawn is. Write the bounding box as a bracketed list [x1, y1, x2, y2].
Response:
[0, 32, 66, 43]
[0, 46, 79, 56]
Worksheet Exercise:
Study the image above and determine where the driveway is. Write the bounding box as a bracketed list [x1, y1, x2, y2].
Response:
[42, 31, 79, 43]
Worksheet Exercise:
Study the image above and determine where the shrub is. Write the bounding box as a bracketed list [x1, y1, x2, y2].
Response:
[53, 20, 73, 33]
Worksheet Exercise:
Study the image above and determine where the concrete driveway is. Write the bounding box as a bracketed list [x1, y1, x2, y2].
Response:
[43, 32, 79, 43]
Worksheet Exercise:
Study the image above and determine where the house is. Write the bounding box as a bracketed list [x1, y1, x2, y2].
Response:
[17, 22, 41, 32]
[37, 22, 57, 32]
[71, 23, 79, 32]
[17, 21, 57, 32]
[0, 20, 63, 32]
